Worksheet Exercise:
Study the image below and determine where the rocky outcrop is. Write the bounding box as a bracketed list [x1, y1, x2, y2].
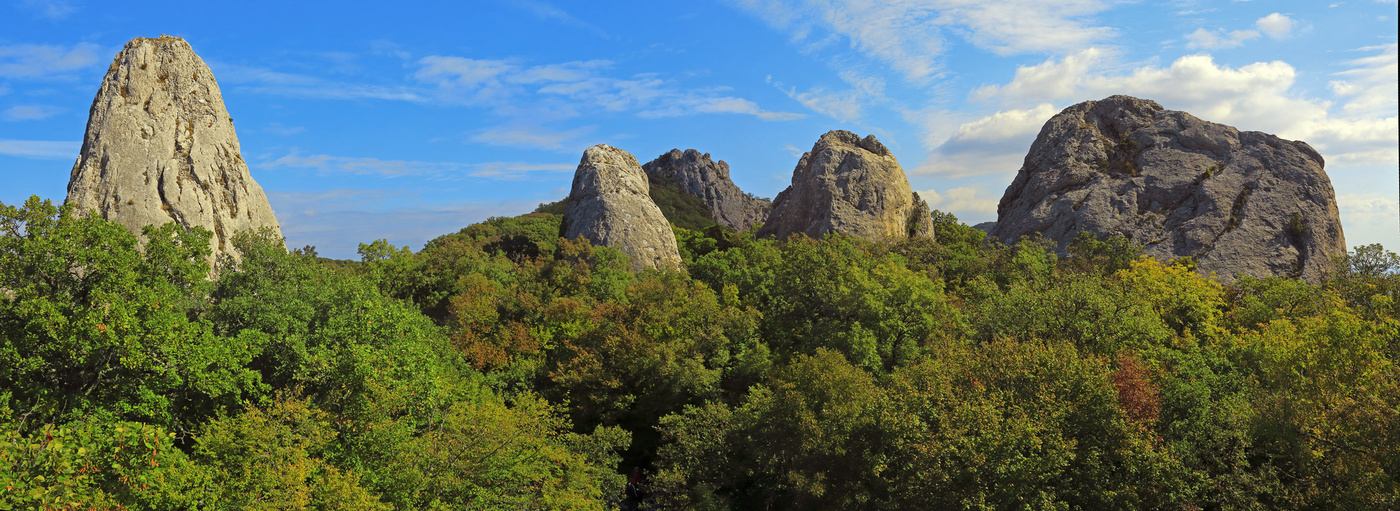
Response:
[990, 95, 1346, 283]
[758, 130, 934, 241]
[65, 36, 281, 265]
[642, 149, 771, 231]
[564, 144, 682, 271]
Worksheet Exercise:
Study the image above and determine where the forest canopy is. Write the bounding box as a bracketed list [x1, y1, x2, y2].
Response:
[2, 195, 1397, 510]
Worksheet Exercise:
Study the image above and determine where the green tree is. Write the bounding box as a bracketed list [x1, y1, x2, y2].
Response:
[0, 196, 263, 433]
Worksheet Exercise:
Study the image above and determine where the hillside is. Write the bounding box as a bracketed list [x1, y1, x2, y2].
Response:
[3, 196, 1397, 510]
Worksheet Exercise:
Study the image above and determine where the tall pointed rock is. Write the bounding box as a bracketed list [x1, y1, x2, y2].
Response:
[65, 36, 281, 264]
[564, 144, 682, 271]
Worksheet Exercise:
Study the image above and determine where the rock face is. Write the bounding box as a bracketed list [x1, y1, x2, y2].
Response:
[65, 36, 281, 265]
[564, 144, 682, 271]
[642, 149, 771, 231]
[990, 95, 1346, 283]
[758, 130, 934, 241]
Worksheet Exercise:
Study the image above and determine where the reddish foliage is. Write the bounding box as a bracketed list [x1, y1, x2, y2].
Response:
[1110, 351, 1161, 424]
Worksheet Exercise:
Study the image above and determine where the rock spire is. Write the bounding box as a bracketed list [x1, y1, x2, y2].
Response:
[65, 36, 282, 265]
[564, 144, 683, 271]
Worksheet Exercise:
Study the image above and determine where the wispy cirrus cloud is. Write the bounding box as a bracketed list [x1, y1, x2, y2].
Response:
[471, 124, 596, 151]
[2, 104, 64, 121]
[414, 56, 801, 121]
[209, 61, 424, 102]
[509, 0, 611, 38]
[0, 139, 78, 159]
[728, 0, 1116, 83]
[260, 151, 574, 180]
[0, 42, 104, 79]
[17, 0, 76, 20]
[1184, 27, 1260, 49]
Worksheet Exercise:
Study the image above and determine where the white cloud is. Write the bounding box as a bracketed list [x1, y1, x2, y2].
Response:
[2, 104, 64, 121]
[414, 56, 800, 121]
[1335, 192, 1400, 250]
[210, 62, 424, 102]
[768, 68, 886, 121]
[261, 152, 573, 180]
[471, 125, 595, 151]
[779, 85, 864, 121]
[942, 45, 1398, 177]
[511, 0, 611, 38]
[0, 139, 78, 159]
[17, 0, 76, 20]
[0, 42, 104, 79]
[1328, 44, 1398, 117]
[728, 0, 1116, 83]
[917, 186, 998, 215]
[970, 48, 1107, 103]
[1184, 27, 1260, 49]
[466, 161, 577, 179]
[919, 104, 1057, 177]
[1255, 13, 1295, 39]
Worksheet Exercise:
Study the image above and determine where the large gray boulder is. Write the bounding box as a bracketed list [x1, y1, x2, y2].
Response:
[990, 95, 1346, 283]
[642, 148, 771, 231]
[65, 36, 282, 265]
[758, 130, 934, 241]
[564, 144, 682, 271]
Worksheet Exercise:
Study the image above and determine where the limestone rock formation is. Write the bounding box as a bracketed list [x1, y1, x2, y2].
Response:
[758, 130, 934, 241]
[990, 95, 1346, 283]
[642, 149, 771, 231]
[65, 36, 282, 265]
[564, 144, 682, 271]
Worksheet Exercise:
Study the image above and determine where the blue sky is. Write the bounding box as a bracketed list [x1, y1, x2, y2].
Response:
[2, 0, 1396, 259]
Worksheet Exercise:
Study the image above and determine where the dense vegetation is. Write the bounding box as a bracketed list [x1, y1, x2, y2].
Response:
[3, 195, 1397, 510]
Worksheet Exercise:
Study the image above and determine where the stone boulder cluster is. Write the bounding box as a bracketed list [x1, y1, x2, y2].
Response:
[642, 149, 771, 232]
[60, 38, 1347, 283]
[560, 130, 935, 271]
[988, 95, 1346, 283]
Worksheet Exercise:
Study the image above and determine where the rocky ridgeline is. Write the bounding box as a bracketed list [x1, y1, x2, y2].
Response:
[564, 144, 683, 271]
[759, 130, 934, 241]
[990, 95, 1346, 283]
[642, 149, 771, 232]
[65, 36, 282, 265]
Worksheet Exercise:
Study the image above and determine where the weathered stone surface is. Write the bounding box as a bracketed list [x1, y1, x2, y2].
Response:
[65, 36, 282, 265]
[758, 130, 934, 241]
[642, 148, 771, 231]
[990, 95, 1346, 283]
[564, 144, 682, 271]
